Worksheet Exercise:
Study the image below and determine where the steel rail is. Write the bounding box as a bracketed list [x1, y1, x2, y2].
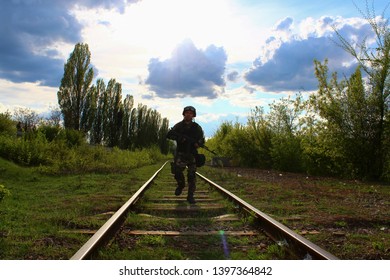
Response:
[196, 172, 339, 260]
[70, 161, 169, 260]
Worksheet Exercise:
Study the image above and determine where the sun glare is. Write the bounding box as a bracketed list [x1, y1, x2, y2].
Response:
[114, 0, 233, 58]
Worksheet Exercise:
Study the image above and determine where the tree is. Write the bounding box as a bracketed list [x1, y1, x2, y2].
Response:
[57, 43, 94, 131]
[90, 79, 106, 145]
[120, 94, 134, 149]
[0, 111, 15, 137]
[56, 42, 170, 153]
[13, 107, 41, 132]
[46, 106, 62, 127]
[268, 95, 305, 172]
[331, 1, 390, 179]
[158, 117, 170, 154]
[247, 106, 273, 168]
[105, 79, 123, 147]
[310, 59, 385, 178]
[80, 85, 98, 134]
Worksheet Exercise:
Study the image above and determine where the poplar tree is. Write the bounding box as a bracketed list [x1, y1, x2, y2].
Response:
[106, 79, 123, 147]
[120, 94, 134, 149]
[57, 43, 94, 131]
[90, 79, 106, 145]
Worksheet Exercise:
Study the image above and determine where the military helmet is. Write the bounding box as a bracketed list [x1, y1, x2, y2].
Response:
[182, 106, 196, 117]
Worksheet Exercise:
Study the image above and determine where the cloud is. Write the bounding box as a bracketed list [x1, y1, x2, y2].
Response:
[275, 17, 293, 32]
[245, 16, 373, 92]
[227, 71, 239, 82]
[0, 0, 139, 87]
[145, 39, 227, 99]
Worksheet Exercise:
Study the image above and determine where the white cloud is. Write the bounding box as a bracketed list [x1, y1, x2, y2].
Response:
[0, 79, 57, 113]
[244, 16, 373, 92]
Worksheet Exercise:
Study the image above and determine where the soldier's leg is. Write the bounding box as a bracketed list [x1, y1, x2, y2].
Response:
[174, 155, 186, 196]
[187, 160, 197, 204]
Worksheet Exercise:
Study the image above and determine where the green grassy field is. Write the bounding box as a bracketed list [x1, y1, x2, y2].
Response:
[1, 157, 389, 259]
[0, 157, 166, 259]
[200, 167, 390, 260]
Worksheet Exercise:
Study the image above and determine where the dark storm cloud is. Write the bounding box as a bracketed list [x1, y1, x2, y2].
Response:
[145, 39, 227, 99]
[245, 18, 373, 92]
[0, 0, 139, 87]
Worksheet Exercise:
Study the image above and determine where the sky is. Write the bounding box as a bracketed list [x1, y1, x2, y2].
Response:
[0, 0, 389, 137]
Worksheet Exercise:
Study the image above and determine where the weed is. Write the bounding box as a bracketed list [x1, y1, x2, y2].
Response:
[0, 184, 11, 202]
[136, 235, 166, 246]
[372, 241, 385, 252]
[291, 200, 304, 206]
[334, 221, 347, 227]
[266, 244, 286, 259]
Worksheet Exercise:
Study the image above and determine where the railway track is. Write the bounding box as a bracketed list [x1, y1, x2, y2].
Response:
[70, 161, 338, 260]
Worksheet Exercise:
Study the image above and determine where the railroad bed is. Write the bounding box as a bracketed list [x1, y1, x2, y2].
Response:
[71, 161, 338, 260]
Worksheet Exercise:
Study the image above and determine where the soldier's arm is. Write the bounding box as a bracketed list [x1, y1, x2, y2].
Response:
[167, 124, 186, 142]
[196, 126, 205, 147]
[166, 125, 179, 140]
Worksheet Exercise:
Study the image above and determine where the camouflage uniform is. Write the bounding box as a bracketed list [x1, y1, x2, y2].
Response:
[167, 119, 205, 203]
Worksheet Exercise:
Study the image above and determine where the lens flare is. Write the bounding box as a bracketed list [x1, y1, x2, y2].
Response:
[219, 230, 230, 259]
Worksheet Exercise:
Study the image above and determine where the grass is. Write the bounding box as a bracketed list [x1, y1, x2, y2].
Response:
[1, 157, 389, 259]
[200, 166, 390, 260]
[0, 157, 166, 259]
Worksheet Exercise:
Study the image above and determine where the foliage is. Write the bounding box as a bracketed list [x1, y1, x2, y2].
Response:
[0, 184, 10, 203]
[268, 95, 304, 172]
[37, 125, 61, 142]
[331, 1, 390, 179]
[57, 43, 169, 154]
[57, 42, 94, 131]
[207, 96, 306, 171]
[0, 132, 49, 166]
[13, 107, 41, 131]
[207, 2, 390, 181]
[0, 123, 168, 174]
[247, 107, 273, 168]
[308, 61, 384, 178]
[56, 129, 85, 148]
[0, 112, 15, 137]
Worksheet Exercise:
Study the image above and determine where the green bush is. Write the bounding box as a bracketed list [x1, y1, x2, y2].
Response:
[38, 125, 61, 142]
[271, 133, 303, 172]
[56, 129, 85, 147]
[0, 133, 49, 166]
[0, 184, 10, 203]
[0, 112, 16, 137]
[1, 124, 169, 175]
[38, 143, 169, 175]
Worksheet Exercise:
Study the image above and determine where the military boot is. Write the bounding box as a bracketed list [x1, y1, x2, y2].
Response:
[187, 182, 196, 204]
[175, 186, 184, 196]
[175, 182, 185, 196]
[187, 194, 196, 204]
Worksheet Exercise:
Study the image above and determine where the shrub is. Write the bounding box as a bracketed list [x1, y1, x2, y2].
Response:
[0, 112, 16, 137]
[271, 133, 303, 172]
[0, 184, 11, 203]
[56, 129, 86, 147]
[38, 125, 61, 142]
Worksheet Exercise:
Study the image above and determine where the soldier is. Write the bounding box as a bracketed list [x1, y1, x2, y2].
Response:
[166, 106, 205, 204]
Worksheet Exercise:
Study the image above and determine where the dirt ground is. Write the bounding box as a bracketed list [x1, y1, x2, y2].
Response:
[207, 166, 390, 260]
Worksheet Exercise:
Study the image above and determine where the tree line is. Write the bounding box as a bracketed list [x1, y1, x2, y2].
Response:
[57, 43, 169, 153]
